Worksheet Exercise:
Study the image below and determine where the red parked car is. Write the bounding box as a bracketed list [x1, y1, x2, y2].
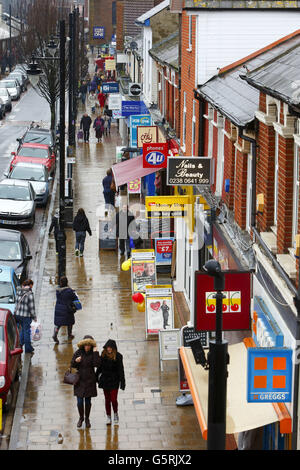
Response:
[0, 309, 22, 409]
[11, 143, 56, 176]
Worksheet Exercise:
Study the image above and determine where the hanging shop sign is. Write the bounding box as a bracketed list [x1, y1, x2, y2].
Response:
[128, 178, 141, 194]
[167, 157, 211, 186]
[137, 126, 158, 148]
[155, 237, 174, 265]
[129, 83, 142, 97]
[247, 348, 292, 403]
[159, 329, 181, 371]
[145, 285, 174, 336]
[102, 82, 119, 94]
[113, 110, 123, 119]
[108, 94, 122, 110]
[143, 143, 169, 169]
[252, 296, 284, 348]
[145, 195, 191, 219]
[105, 59, 116, 71]
[194, 271, 252, 331]
[131, 249, 156, 293]
[93, 26, 105, 39]
[130, 115, 152, 147]
[122, 101, 149, 117]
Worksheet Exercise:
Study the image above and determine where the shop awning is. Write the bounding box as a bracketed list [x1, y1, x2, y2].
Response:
[112, 156, 156, 187]
[180, 339, 292, 440]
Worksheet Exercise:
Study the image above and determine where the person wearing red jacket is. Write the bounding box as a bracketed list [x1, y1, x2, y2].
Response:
[98, 91, 106, 113]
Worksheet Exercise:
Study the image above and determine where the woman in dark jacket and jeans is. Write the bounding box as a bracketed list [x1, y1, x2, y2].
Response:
[72, 208, 92, 256]
[52, 276, 78, 344]
[96, 339, 125, 425]
[71, 335, 101, 428]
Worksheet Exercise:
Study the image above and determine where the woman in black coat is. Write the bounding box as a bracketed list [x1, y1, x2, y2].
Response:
[96, 339, 125, 425]
[72, 208, 92, 257]
[71, 335, 101, 428]
[52, 276, 78, 344]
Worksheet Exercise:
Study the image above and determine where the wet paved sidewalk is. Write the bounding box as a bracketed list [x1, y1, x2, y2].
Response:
[14, 98, 206, 450]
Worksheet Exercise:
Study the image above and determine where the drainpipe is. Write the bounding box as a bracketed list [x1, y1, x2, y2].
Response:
[239, 126, 300, 450]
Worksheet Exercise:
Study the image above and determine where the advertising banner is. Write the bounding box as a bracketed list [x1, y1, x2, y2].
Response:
[130, 115, 152, 147]
[159, 329, 180, 371]
[137, 126, 158, 148]
[167, 157, 211, 186]
[143, 143, 168, 169]
[122, 101, 149, 117]
[108, 94, 122, 110]
[105, 59, 116, 71]
[247, 348, 292, 403]
[102, 82, 119, 94]
[131, 250, 156, 293]
[155, 238, 174, 265]
[145, 285, 174, 336]
[128, 178, 141, 194]
[145, 195, 191, 219]
[93, 26, 105, 39]
[112, 110, 123, 119]
[194, 271, 252, 331]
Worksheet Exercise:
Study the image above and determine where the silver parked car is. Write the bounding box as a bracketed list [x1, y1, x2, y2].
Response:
[8, 72, 27, 93]
[0, 88, 12, 112]
[0, 179, 37, 228]
[0, 79, 21, 100]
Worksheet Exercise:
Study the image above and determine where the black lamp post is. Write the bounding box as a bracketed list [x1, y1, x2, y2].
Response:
[26, 20, 67, 283]
[203, 260, 229, 450]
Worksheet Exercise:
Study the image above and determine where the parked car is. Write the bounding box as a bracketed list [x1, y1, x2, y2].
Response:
[0, 79, 21, 100]
[5, 162, 51, 206]
[17, 127, 55, 152]
[0, 229, 32, 282]
[0, 307, 23, 409]
[0, 179, 37, 229]
[11, 143, 56, 175]
[0, 265, 19, 314]
[8, 72, 27, 93]
[0, 98, 6, 120]
[0, 88, 12, 112]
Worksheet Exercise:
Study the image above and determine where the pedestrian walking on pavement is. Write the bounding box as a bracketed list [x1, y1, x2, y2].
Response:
[88, 90, 98, 114]
[104, 105, 112, 135]
[52, 276, 79, 344]
[80, 113, 92, 143]
[102, 168, 115, 208]
[71, 335, 101, 428]
[93, 115, 104, 143]
[97, 91, 106, 114]
[116, 203, 136, 258]
[79, 81, 88, 105]
[96, 339, 125, 425]
[14, 279, 37, 354]
[72, 208, 92, 256]
[48, 208, 60, 254]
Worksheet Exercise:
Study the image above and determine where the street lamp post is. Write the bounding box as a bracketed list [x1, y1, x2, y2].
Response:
[68, 11, 74, 146]
[203, 260, 229, 450]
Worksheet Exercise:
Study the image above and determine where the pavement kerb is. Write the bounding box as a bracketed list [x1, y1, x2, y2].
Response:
[8, 165, 59, 450]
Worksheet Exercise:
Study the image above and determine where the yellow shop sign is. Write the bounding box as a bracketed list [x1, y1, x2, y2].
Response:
[145, 196, 191, 219]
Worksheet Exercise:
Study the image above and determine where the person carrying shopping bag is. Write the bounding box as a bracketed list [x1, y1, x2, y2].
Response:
[96, 339, 125, 425]
[14, 279, 37, 354]
[52, 276, 79, 344]
[71, 335, 101, 428]
[72, 208, 92, 256]
[93, 115, 104, 143]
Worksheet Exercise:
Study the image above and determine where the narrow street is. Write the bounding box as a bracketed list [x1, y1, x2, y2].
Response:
[10, 105, 205, 450]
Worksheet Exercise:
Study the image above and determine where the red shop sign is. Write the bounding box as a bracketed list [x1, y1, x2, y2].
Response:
[194, 271, 252, 332]
[143, 143, 169, 169]
[156, 239, 173, 254]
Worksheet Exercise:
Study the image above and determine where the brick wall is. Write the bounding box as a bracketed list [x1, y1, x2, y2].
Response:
[89, 0, 114, 46]
[180, 10, 199, 155]
[256, 120, 275, 232]
[277, 135, 294, 253]
[116, 0, 124, 51]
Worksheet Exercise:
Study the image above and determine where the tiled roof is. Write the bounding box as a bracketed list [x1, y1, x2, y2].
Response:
[136, 0, 169, 24]
[185, 0, 300, 8]
[124, 0, 156, 37]
[149, 31, 179, 69]
[244, 42, 300, 107]
[197, 33, 300, 127]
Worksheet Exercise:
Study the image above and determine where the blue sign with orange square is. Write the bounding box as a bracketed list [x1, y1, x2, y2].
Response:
[247, 348, 292, 403]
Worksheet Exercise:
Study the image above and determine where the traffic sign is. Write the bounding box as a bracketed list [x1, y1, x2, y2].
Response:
[143, 143, 169, 169]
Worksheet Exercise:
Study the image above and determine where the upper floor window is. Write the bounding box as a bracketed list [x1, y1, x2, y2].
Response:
[188, 16, 192, 51]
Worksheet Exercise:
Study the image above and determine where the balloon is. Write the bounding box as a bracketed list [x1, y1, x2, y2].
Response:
[137, 301, 145, 312]
[121, 260, 130, 271]
[132, 292, 144, 304]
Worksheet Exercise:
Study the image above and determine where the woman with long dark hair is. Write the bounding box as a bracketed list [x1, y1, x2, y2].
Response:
[52, 276, 79, 344]
[72, 208, 92, 257]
